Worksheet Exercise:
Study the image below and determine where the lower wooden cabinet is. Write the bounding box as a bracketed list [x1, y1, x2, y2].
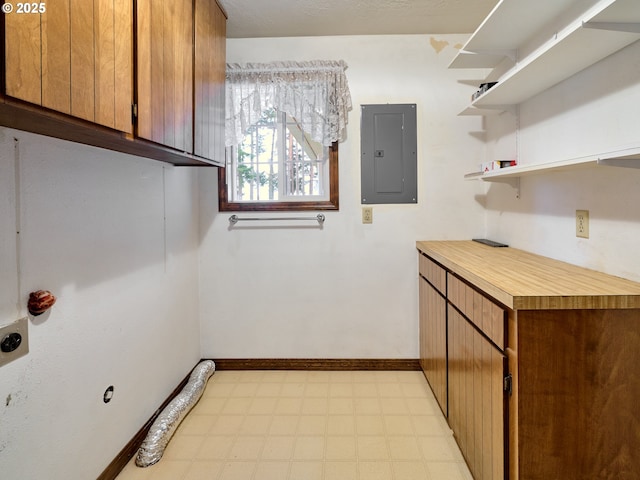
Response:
[419, 249, 507, 480]
[418, 240, 640, 480]
[448, 305, 505, 480]
[419, 276, 447, 415]
[515, 308, 640, 480]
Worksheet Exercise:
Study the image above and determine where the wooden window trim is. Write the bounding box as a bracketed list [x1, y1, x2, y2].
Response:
[218, 142, 339, 212]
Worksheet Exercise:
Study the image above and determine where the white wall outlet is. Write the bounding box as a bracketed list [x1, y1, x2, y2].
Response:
[362, 207, 373, 224]
[0, 317, 29, 368]
[576, 210, 589, 238]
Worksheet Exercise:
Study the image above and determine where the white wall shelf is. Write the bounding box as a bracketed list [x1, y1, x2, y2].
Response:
[465, 146, 640, 184]
[452, 0, 640, 115]
[449, 0, 575, 67]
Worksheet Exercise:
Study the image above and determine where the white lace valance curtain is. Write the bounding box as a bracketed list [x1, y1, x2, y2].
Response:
[225, 60, 352, 148]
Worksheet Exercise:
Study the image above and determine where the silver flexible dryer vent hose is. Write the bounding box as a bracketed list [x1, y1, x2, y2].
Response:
[136, 360, 216, 467]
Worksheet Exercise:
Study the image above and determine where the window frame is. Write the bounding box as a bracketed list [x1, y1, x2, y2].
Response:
[218, 142, 339, 212]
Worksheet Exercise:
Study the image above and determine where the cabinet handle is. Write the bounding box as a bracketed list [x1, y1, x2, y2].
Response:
[503, 374, 513, 395]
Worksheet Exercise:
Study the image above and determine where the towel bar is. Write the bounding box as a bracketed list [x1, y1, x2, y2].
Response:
[229, 214, 325, 225]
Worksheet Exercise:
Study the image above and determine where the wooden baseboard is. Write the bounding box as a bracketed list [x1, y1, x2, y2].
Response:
[210, 358, 421, 371]
[96, 371, 191, 480]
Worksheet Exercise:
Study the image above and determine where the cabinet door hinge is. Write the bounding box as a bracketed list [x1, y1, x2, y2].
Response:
[504, 373, 513, 396]
[131, 104, 138, 123]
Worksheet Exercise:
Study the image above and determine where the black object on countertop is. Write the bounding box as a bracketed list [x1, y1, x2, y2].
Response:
[472, 238, 509, 248]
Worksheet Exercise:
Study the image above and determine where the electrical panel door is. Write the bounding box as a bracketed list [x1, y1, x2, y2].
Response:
[361, 104, 417, 204]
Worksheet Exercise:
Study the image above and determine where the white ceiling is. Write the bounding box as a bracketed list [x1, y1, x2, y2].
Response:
[218, 0, 499, 38]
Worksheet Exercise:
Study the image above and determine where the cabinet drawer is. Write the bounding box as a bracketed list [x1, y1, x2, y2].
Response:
[419, 253, 446, 295]
[448, 274, 505, 349]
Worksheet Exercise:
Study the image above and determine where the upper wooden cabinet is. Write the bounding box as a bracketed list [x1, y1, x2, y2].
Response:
[136, 0, 193, 152]
[5, 0, 133, 133]
[194, 0, 226, 163]
[1, 0, 227, 166]
[136, 0, 227, 162]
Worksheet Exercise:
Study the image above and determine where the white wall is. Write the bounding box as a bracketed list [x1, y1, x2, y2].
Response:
[199, 34, 487, 359]
[483, 40, 640, 281]
[0, 128, 201, 479]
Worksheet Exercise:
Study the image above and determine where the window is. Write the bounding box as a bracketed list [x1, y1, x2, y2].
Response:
[218, 108, 339, 211]
[220, 60, 351, 212]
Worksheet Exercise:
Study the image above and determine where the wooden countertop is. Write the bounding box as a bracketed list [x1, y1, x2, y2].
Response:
[416, 240, 640, 310]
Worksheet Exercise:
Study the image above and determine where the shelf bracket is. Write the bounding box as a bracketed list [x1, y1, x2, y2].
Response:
[597, 157, 640, 168]
[463, 48, 517, 62]
[582, 21, 640, 33]
[469, 104, 517, 116]
[489, 104, 517, 115]
[486, 176, 521, 199]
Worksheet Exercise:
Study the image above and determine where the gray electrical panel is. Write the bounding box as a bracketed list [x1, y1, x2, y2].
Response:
[360, 104, 417, 204]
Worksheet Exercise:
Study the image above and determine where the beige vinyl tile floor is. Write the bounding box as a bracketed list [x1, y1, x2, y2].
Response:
[115, 370, 473, 480]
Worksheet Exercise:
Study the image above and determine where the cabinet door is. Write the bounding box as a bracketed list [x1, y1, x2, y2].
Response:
[194, 0, 226, 163]
[97, 0, 133, 132]
[137, 0, 193, 152]
[4, 0, 133, 133]
[448, 305, 506, 480]
[5, 4, 42, 105]
[419, 276, 447, 415]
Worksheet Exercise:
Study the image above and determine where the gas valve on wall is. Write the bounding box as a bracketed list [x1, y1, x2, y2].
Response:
[27, 290, 56, 316]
